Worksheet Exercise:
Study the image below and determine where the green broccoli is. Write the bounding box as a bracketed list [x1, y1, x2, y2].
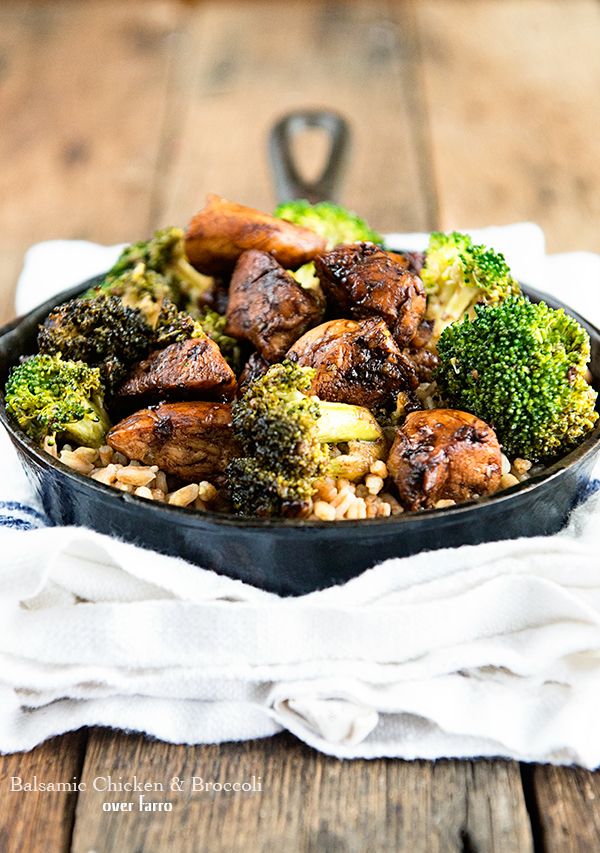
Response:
[88, 265, 236, 363]
[105, 226, 212, 300]
[226, 457, 313, 519]
[89, 262, 178, 326]
[226, 360, 383, 516]
[38, 295, 154, 393]
[5, 354, 111, 448]
[290, 261, 319, 289]
[436, 296, 598, 460]
[275, 200, 383, 248]
[152, 300, 206, 348]
[423, 231, 521, 339]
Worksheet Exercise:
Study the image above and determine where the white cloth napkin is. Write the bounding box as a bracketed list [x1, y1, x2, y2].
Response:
[2, 224, 600, 765]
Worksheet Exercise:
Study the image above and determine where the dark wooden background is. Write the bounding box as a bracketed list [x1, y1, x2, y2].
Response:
[1, 1, 600, 850]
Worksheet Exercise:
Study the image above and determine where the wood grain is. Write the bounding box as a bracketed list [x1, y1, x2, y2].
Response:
[0, 0, 182, 317]
[153, 0, 434, 235]
[527, 765, 600, 852]
[416, 0, 600, 253]
[0, 733, 87, 853]
[1, 1, 600, 851]
[71, 730, 532, 853]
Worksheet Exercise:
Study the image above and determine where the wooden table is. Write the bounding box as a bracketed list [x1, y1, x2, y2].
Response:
[1, 1, 600, 850]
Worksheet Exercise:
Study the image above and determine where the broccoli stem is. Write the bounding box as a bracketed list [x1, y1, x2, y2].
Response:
[63, 397, 111, 448]
[316, 401, 383, 443]
[173, 257, 213, 296]
[442, 284, 479, 323]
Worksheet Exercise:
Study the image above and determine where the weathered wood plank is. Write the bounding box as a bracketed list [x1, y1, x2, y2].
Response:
[416, 0, 600, 252]
[526, 764, 600, 852]
[71, 730, 533, 853]
[0, 0, 182, 317]
[0, 3, 184, 852]
[415, 1, 600, 847]
[0, 733, 87, 853]
[153, 0, 433, 234]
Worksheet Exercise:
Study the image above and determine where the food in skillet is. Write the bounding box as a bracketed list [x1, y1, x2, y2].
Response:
[4, 198, 598, 521]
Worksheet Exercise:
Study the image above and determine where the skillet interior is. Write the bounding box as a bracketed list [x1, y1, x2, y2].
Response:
[0, 278, 599, 594]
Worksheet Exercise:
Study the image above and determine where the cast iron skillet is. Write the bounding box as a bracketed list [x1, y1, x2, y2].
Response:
[1, 112, 599, 595]
[2, 281, 599, 595]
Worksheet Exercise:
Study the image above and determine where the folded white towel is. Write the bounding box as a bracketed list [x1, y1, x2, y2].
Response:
[2, 223, 600, 765]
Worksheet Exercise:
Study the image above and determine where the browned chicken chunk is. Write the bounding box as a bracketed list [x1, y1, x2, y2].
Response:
[237, 352, 270, 396]
[314, 242, 426, 346]
[225, 250, 324, 362]
[118, 337, 236, 402]
[403, 346, 439, 383]
[107, 401, 239, 480]
[387, 409, 502, 510]
[185, 194, 327, 276]
[400, 319, 438, 382]
[288, 318, 418, 409]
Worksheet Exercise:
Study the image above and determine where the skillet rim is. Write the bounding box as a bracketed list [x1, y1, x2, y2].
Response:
[0, 277, 599, 531]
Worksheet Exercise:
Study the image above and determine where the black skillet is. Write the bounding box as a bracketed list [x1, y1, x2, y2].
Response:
[0, 110, 599, 595]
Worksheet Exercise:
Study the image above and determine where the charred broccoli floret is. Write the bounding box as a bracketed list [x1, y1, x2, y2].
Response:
[152, 300, 206, 348]
[275, 200, 383, 248]
[423, 231, 520, 339]
[226, 457, 313, 518]
[38, 295, 154, 393]
[436, 296, 598, 460]
[226, 360, 383, 516]
[105, 226, 212, 300]
[5, 354, 110, 448]
[89, 263, 177, 328]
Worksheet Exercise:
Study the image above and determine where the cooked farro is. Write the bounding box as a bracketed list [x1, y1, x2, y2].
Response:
[58, 443, 220, 511]
[54, 438, 534, 522]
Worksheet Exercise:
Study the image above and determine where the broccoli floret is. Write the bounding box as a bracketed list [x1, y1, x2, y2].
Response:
[38, 295, 154, 393]
[152, 300, 206, 348]
[275, 200, 383, 248]
[226, 457, 313, 518]
[226, 360, 382, 516]
[436, 296, 598, 460]
[423, 231, 521, 339]
[89, 262, 177, 329]
[86, 265, 211, 352]
[106, 226, 212, 300]
[5, 354, 111, 448]
[194, 307, 242, 372]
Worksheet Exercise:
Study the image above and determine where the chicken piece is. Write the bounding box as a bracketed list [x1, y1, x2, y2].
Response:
[107, 401, 238, 480]
[410, 317, 434, 350]
[288, 318, 418, 409]
[403, 346, 439, 383]
[237, 352, 270, 396]
[399, 319, 438, 382]
[386, 249, 425, 275]
[118, 337, 236, 402]
[225, 250, 324, 362]
[387, 409, 502, 510]
[314, 242, 426, 346]
[185, 194, 327, 276]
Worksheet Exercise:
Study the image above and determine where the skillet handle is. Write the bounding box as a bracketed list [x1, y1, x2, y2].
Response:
[269, 109, 351, 205]
[0, 315, 23, 339]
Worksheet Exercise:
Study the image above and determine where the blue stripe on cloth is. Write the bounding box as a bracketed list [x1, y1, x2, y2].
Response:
[0, 515, 40, 530]
[0, 500, 47, 530]
[0, 501, 47, 524]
